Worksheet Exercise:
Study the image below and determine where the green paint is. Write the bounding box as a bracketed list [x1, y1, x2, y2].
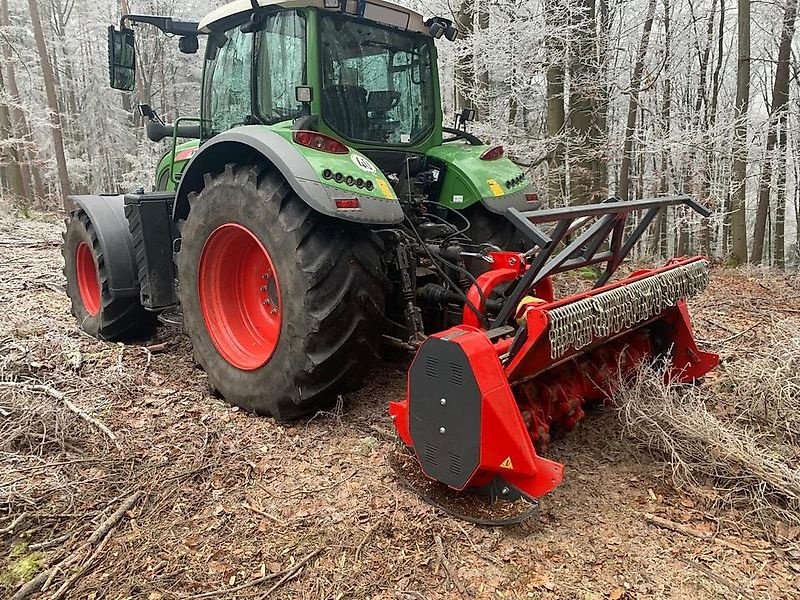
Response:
[155, 139, 199, 191]
[426, 144, 528, 210]
[151, 4, 529, 213]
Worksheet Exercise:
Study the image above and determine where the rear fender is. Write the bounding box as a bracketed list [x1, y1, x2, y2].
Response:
[67, 195, 139, 299]
[174, 126, 404, 224]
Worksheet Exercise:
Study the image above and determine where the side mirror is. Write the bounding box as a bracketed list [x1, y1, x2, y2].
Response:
[107, 26, 136, 91]
[428, 22, 445, 38]
[178, 35, 199, 54]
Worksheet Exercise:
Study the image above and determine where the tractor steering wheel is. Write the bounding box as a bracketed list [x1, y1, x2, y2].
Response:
[442, 126, 483, 146]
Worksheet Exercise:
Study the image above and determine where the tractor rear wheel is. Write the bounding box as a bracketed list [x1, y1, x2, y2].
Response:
[177, 164, 387, 420]
[63, 209, 155, 340]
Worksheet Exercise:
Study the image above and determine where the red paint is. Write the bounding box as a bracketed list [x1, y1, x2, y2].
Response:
[198, 224, 281, 371]
[391, 256, 718, 501]
[75, 242, 100, 316]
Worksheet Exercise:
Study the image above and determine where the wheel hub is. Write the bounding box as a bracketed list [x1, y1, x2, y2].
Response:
[198, 223, 282, 371]
[75, 242, 100, 316]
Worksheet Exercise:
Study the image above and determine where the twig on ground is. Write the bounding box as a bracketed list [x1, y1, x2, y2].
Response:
[643, 513, 711, 540]
[0, 381, 119, 447]
[242, 501, 280, 523]
[434, 534, 471, 598]
[186, 569, 285, 599]
[9, 491, 142, 600]
[0, 511, 28, 534]
[257, 549, 323, 599]
[680, 557, 754, 599]
[27, 533, 70, 550]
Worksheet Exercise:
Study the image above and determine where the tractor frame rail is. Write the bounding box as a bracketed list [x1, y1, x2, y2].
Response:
[493, 195, 711, 328]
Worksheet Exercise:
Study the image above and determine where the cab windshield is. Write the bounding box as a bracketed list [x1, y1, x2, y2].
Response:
[319, 14, 435, 145]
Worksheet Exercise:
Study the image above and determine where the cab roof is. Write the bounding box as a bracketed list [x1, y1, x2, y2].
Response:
[198, 0, 429, 35]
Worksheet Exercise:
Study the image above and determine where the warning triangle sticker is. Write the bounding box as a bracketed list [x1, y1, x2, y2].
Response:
[500, 457, 514, 469]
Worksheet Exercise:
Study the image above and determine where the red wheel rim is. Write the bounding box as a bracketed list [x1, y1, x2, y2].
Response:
[75, 242, 101, 316]
[198, 223, 282, 371]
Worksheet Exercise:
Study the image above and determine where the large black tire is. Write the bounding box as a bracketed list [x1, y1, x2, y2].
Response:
[176, 164, 387, 420]
[62, 209, 155, 341]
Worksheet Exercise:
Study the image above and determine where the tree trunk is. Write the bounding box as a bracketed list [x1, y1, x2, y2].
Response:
[774, 114, 787, 268]
[729, 0, 750, 264]
[454, 0, 475, 111]
[651, 0, 672, 257]
[27, 0, 71, 198]
[0, 71, 29, 201]
[545, 0, 566, 206]
[568, 0, 606, 204]
[618, 0, 656, 200]
[751, 0, 797, 264]
[0, 0, 43, 203]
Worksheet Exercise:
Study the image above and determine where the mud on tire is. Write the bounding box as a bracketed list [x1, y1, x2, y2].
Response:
[177, 164, 388, 420]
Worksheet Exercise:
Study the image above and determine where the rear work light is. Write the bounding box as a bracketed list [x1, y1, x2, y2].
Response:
[293, 130, 349, 154]
[335, 198, 360, 210]
[479, 145, 504, 160]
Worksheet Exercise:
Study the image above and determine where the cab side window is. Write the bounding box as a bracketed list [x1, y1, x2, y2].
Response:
[202, 28, 253, 135]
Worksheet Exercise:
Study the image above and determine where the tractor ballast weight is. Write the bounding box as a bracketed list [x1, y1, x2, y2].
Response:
[390, 196, 718, 501]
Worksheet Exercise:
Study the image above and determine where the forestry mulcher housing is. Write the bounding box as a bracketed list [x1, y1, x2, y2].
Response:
[62, 0, 718, 505]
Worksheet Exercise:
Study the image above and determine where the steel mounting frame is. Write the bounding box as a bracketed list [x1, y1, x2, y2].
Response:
[490, 195, 711, 328]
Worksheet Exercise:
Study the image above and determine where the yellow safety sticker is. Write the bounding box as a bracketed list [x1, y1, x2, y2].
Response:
[375, 178, 395, 199]
[487, 179, 504, 197]
[500, 456, 514, 469]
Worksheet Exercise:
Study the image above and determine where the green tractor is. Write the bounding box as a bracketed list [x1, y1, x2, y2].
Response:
[65, 0, 716, 509]
[64, 0, 534, 419]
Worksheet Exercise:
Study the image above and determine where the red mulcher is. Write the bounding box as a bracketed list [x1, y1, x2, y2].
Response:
[390, 198, 719, 506]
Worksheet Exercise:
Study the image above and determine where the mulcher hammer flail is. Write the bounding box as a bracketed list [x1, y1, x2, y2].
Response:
[390, 196, 719, 514]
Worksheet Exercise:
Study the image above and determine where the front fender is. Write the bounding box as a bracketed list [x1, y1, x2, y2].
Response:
[174, 126, 404, 225]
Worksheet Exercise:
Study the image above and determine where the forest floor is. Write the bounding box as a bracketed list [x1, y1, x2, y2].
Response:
[1, 211, 799, 600]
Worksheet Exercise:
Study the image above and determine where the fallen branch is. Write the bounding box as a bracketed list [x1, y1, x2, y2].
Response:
[643, 513, 711, 540]
[434, 534, 471, 598]
[0, 381, 119, 447]
[257, 549, 323, 599]
[9, 491, 142, 600]
[0, 511, 28, 535]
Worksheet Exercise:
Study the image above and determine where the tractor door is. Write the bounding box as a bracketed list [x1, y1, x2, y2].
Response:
[200, 10, 307, 138]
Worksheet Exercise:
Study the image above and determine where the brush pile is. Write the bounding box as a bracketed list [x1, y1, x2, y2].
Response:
[615, 320, 800, 528]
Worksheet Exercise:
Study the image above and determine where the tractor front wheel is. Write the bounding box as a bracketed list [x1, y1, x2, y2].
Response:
[177, 164, 387, 419]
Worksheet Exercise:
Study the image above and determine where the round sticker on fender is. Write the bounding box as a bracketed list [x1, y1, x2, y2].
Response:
[351, 154, 377, 173]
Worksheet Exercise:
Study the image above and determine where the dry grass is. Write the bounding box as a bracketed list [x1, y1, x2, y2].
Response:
[614, 355, 800, 529]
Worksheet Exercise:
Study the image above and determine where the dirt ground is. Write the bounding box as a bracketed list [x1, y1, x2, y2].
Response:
[1, 212, 799, 599]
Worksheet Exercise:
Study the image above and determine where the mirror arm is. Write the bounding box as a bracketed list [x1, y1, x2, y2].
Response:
[120, 14, 201, 37]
